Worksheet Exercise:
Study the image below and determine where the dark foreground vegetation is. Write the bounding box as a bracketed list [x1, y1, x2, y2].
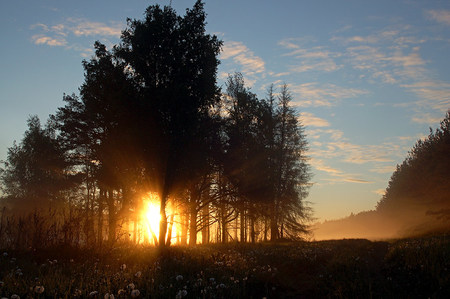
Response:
[0, 235, 449, 298]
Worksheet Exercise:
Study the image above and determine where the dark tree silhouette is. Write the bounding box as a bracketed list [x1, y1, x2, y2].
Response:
[115, 0, 222, 247]
[0, 116, 74, 210]
[377, 110, 450, 222]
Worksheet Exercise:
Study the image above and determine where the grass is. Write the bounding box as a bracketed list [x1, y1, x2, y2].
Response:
[0, 235, 449, 298]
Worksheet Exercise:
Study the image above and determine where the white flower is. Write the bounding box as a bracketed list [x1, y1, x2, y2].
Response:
[134, 271, 142, 278]
[175, 274, 183, 281]
[104, 293, 115, 299]
[11, 295, 20, 299]
[34, 285, 45, 294]
[130, 289, 140, 298]
[117, 289, 126, 295]
[89, 291, 98, 297]
[120, 264, 126, 271]
[2, 252, 7, 257]
[127, 282, 135, 290]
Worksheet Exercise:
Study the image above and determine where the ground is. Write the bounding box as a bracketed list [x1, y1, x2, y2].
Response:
[0, 235, 449, 298]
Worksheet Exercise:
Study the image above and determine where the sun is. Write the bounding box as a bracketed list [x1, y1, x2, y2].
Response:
[144, 199, 161, 242]
[141, 192, 180, 245]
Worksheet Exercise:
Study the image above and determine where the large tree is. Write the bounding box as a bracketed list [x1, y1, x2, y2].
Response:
[0, 116, 74, 210]
[115, 0, 222, 247]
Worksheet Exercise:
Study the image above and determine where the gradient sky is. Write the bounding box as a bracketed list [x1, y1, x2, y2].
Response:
[1, 0, 449, 221]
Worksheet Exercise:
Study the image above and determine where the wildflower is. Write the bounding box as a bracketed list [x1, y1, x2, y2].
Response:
[120, 264, 126, 271]
[117, 289, 126, 295]
[11, 295, 20, 299]
[2, 252, 7, 257]
[73, 289, 82, 296]
[89, 291, 99, 297]
[176, 274, 183, 281]
[34, 285, 45, 294]
[134, 271, 142, 278]
[104, 293, 115, 299]
[130, 289, 140, 298]
[127, 282, 135, 290]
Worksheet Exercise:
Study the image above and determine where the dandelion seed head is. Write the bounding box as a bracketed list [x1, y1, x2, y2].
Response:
[130, 289, 140, 298]
[34, 285, 45, 294]
[89, 291, 98, 297]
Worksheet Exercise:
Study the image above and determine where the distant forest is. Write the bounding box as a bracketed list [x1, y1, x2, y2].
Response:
[0, 1, 312, 249]
[315, 111, 450, 240]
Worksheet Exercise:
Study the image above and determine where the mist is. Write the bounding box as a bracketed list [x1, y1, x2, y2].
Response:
[312, 199, 450, 240]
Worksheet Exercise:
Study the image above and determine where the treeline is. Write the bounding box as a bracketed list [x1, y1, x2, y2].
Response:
[0, 1, 311, 249]
[314, 111, 450, 240]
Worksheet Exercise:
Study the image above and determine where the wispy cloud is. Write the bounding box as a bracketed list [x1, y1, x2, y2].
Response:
[310, 158, 372, 184]
[300, 112, 330, 127]
[290, 83, 368, 107]
[279, 39, 340, 73]
[31, 34, 67, 47]
[30, 18, 124, 56]
[220, 41, 265, 76]
[427, 10, 450, 26]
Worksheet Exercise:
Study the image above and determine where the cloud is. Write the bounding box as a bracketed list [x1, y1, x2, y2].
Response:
[220, 41, 265, 76]
[30, 18, 124, 56]
[310, 158, 372, 184]
[31, 34, 67, 47]
[300, 112, 330, 127]
[373, 189, 386, 196]
[67, 18, 123, 37]
[279, 40, 340, 73]
[427, 10, 450, 26]
[370, 165, 396, 174]
[290, 83, 368, 107]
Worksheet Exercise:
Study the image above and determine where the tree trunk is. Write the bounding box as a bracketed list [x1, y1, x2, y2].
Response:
[166, 214, 174, 246]
[181, 213, 188, 245]
[189, 201, 197, 245]
[221, 204, 227, 243]
[158, 188, 168, 249]
[240, 208, 245, 242]
[270, 202, 278, 241]
[202, 204, 209, 244]
[250, 215, 256, 243]
[107, 190, 116, 244]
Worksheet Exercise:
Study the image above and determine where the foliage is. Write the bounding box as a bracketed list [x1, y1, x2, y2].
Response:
[0, 116, 75, 209]
[377, 110, 450, 221]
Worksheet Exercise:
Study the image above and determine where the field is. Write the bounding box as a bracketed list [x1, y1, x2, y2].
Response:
[0, 235, 449, 298]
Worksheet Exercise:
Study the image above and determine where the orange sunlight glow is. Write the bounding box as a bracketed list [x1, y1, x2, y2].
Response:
[141, 192, 180, 245]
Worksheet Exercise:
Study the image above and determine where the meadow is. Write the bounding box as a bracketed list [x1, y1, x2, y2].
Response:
[0, 235, 449, 298]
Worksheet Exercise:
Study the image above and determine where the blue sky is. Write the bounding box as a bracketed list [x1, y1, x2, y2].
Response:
[1, 0, 449, 221]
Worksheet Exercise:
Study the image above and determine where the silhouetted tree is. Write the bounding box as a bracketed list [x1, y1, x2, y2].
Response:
[0, 116, 74, 210]
[115, 0, 222, 247]
[378, 110, 450, 222]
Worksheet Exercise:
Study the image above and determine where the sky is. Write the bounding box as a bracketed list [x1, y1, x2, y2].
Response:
[1, 0, 449, 222]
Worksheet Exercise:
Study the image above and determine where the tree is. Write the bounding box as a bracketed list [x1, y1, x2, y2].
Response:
[54, 42, 141, 244]
[0, 116, 73, 210]
[377, 110, 450, 222]
[115, 0, 222, 247]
